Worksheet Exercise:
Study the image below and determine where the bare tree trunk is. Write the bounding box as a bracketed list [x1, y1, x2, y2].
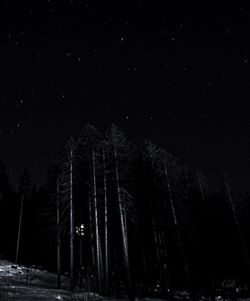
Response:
[92, 150, 102, 293]
[113, 142, 134, 300]
[224, 179, 250, 268]
[161, 229, 170, 290]
[88, 194, 96, 275]
[103, 148, 109, 290]
[197, 173, 205, 204]
[196, 172, 215, 301]
[16, 194, 24, 264]
[164, 166, 192, 292]
[152, 217, 160, 270]
[148, 144, 163, 281]
[122, 201, 128, 248]
[56, 179, 61, 289]
[69, 147, 74, 290]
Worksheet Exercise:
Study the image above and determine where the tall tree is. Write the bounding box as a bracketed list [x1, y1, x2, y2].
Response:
[141, 141, 168, 287]
[222, 174, 250, 269]
[76, 124, 103, 293]
[92, 148, 102, 292]
[162, 151, 194, 295]
[106, 125, 135, 300]
[102, 145, 109, 291]
[195, 170, 215, 301]
[16, 168, 31, 264]
[66, 137, 75, 290]
[56, 178, 61, 289]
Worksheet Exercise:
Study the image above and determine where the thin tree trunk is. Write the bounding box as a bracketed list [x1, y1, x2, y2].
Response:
[69, 147, 74, 290]
[56, 179, 61, 289]
[113, 142, 134, 300]
[148, 144, 163, 281]
[88, 194, 96, 275]
[152, 217, 160, 270]
[196, 173, 215, 301]
[164, 166, 191, 289]
[161, 229, 170, 290]
[92, 150, 102, 293]
[122, 202, 128, 248]
[224, 179, 250, 268]
[103, 148, 109, 290]
[16, 194, 24, 264]
[197, 173, 205, 204]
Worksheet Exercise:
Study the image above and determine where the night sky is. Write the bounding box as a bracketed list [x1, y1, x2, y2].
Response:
[0, 2, 250, 189]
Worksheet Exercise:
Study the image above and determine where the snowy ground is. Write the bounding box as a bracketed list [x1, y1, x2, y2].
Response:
[0, 260, 116, 300]
[0, 259, 76, 300]
[2, 260, 250, 300]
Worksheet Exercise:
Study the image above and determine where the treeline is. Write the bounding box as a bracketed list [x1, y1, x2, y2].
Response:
[1, 124, 250, 299]
[0, 164, 40, 265]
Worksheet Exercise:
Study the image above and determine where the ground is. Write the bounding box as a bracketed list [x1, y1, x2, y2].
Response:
[0, 259, 81, 300]
[2, 260, 250, 300]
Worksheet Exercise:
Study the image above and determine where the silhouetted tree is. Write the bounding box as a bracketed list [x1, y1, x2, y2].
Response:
[16, 168, 31, 264]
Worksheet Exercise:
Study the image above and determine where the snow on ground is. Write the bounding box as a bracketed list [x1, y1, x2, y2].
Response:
[0, 259, 74, 300]
[2, 260, 250, 300]
[0, 260, 113, 300]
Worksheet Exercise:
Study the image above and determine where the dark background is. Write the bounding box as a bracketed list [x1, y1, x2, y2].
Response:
[0, 2, 250, 189]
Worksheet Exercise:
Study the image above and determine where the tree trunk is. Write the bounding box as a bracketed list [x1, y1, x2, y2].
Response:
[16, 194, 24, 264]
[196, 173, 215, 301]
[122, 201, 128, 249]
[103, 148, 109, 291]
[152, 217, 160, 271]
[92, 150, 102, 293]
[88, 194, 96, 276]
[69, 147, 74, 290]
[56, 179, 61, 289]
[148, 143, 163, 283]
[197, 173, 205, 204]
[113, 142, 134, 300]
[164, 166, 191, 291]
[224, 179, 250, 268]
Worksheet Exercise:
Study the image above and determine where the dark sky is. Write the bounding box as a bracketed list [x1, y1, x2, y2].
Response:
[0, 2, 250, 189]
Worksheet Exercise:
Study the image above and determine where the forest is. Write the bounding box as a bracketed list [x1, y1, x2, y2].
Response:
[0, 123, 250, 300]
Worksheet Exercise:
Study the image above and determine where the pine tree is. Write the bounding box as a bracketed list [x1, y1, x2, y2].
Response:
[105, 125, 135, 300]
[76, 124, 103, 293]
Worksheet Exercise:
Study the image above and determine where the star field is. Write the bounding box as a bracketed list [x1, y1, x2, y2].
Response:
[0, 2, 250, 188]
